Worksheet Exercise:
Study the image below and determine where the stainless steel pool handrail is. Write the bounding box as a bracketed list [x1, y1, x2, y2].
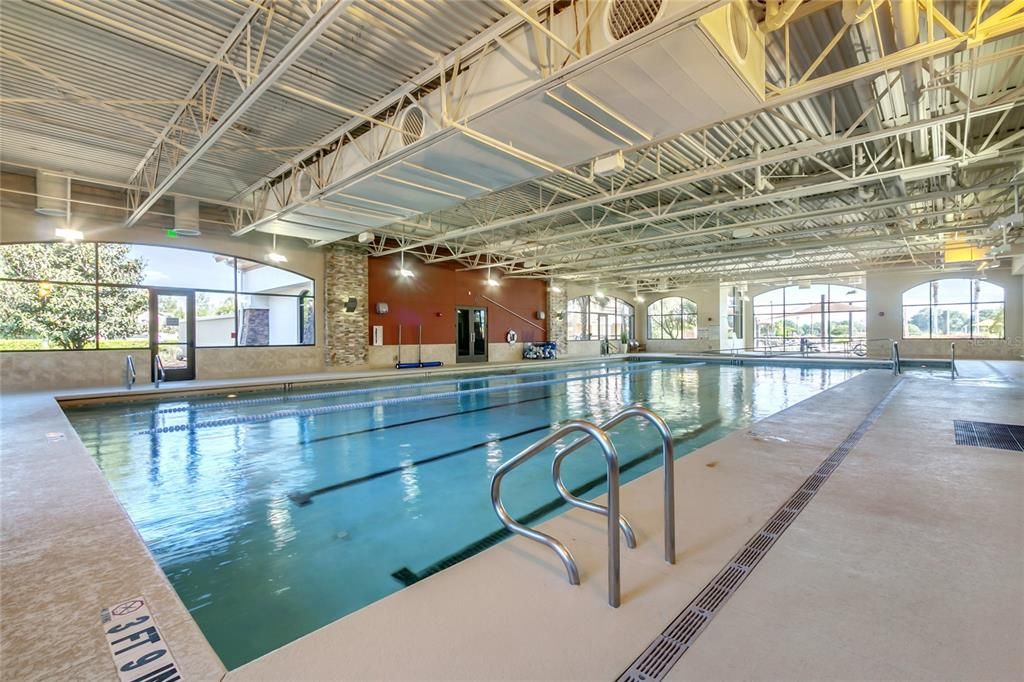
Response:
[951, 342, 959, 379]
[153, 354, 166, 388]
[892, 341, 902, 376]
[490, 420, 623, 607]
[551, 405, 676, 565]
[125, 355, 136, 390]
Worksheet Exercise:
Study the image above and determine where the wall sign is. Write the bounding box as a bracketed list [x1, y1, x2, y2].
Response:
[100, 596, 182, 682]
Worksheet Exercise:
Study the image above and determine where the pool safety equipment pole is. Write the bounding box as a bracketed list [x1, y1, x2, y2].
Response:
[396, 325, 419, 369]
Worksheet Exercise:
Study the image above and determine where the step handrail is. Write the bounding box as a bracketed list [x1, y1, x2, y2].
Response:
[551, 404, 675, 565]
[490, 419, 623, 607]
[125, 355, 136, 390]
[951, 342, 959, 379]
[891, 340, 902, 376]
[153, 354, 166, 388]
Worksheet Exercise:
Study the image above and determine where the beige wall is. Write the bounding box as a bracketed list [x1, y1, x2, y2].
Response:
[365, 342, 526, 368]
[0, 349, 151, 392]
[1, 196, 328, 391]
[639, 283, 721, 353]
[866, 268, 1023, 360]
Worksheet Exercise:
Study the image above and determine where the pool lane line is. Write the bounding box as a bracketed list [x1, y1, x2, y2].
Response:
[143, 361, 666, 415]
[290, 387, 630, 504]
[289, 378, 668, 505]
[299, 392, 555, 447]
[137, 363, 684, 435]
[390, 417, 724, 587]
[288, 422, 559, 506]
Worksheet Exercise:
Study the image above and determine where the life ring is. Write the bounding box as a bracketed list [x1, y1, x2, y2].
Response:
[506, 329, 518, 344]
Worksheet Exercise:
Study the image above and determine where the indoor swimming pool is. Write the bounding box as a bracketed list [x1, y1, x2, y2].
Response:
[64, 359, 861, 668]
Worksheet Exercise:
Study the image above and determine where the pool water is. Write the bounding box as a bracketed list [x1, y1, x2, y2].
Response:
[65, 360, 859, 668]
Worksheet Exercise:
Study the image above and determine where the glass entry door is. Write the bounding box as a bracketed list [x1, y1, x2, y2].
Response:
[150, 290, 195, 381]
[456, 306, 488, 363]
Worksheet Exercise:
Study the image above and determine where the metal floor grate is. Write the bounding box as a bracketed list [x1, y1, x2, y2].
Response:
[617, 380, 904, 682]
[953, 420, 1024, 452]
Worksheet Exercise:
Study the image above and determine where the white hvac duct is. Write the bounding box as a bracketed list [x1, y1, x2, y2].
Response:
[34, 170, 69, 218]
[173, 196, 202, 236]
[891, 0, 929, 158]
[246, 0, 765, 242]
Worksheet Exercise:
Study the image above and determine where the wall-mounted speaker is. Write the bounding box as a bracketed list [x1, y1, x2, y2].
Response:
[375, 302, 389, 314]
[344, 297, 358, 312]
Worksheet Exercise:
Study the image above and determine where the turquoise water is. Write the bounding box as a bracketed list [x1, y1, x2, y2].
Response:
[65, 360, 859, 668]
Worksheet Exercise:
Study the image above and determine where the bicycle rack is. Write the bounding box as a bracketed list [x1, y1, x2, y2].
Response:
[489, 405, 676, 608]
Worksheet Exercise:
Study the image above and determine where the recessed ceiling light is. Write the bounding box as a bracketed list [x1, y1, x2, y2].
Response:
[55, 227, 83, 241]
[266, 234, 288, 263]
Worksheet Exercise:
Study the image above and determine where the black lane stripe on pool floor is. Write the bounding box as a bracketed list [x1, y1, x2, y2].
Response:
[289, 421, 557, 505]
[617, 379, 904, 682]
[299, 392, 553, 446]
[289, 388, 647, 505]
[390, 418, 723, 587]
[289, 393, 630, 506]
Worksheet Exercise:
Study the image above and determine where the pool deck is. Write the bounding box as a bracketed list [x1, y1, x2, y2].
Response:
[1, 359, 1021, 680]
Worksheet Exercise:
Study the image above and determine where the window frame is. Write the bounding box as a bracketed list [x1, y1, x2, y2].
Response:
[752, 284, 867, 352]
[645, 296, 699, 340]
[0, 241, 317, 352]
[900, 278, 1005, 340]
[567, 295, 634, 341]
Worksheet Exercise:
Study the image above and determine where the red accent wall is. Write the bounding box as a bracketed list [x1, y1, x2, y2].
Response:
[367, 254, 548, 345]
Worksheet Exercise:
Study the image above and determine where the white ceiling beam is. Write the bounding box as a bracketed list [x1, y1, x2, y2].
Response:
[124, 0, 354, 226]
[377, 98, 1023, 256]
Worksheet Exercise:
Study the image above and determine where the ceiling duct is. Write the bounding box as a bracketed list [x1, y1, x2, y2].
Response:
[173, 196, 202, 236]
[400, 105, 428, 147]
[606, 0, 664, 40]
[244, 1, 764, 243]
[34, 170, 68, 218]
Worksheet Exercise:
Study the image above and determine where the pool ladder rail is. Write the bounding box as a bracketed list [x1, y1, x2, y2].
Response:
[489, 405, 675, 608]
[125, 355, 136, 390]
[153, 354, 166, 388]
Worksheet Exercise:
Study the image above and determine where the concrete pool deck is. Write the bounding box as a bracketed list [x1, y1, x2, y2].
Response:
[1, 360, 1021, 680]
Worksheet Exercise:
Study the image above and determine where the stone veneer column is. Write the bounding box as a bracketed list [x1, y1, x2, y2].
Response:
[324, 244, 368, 366]
[547, 286, 568, 351]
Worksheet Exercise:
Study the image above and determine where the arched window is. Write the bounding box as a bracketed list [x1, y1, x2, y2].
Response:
[753, 284, 866, 352]
[646, 297, 698, 340]
[902, 278, 1004, 339]
[567, 295, 634, 340]
[0, 241, 315, 350]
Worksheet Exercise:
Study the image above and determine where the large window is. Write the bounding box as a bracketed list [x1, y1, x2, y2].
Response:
[753, 284, 866, 352]
[902, 278, 1004, 339]
[567, 295, 634, 340]
[646, 297, 698, 340]
[0, 242, 315, 351]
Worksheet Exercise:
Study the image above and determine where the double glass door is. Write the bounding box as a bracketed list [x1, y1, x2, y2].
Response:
[456, 306, 487, 363]
[150, 290, 195, 381]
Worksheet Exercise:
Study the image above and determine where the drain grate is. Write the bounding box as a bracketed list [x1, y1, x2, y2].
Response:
[618, 380, 903, 682]
[953, 420, 1024, 452]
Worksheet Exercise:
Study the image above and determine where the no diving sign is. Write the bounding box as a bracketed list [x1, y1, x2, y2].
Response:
[100, 596, 182, 682]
